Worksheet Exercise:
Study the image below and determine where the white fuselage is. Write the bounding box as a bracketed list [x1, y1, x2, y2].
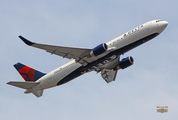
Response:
[30, 20, 168, 92]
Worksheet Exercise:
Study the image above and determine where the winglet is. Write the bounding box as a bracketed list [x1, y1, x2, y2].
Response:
[19, 36, 35, 46]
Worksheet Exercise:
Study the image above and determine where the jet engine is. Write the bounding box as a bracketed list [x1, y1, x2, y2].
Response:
[118, 56, 134, 69]
[90, 43, 108, 56]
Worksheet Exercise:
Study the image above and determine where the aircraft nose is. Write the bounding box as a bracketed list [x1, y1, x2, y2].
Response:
[157, 21, 168, 33]
[161, 21, 168, 28]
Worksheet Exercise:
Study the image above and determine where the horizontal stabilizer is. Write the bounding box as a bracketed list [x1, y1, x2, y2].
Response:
[32, 90, 43, 98]
[7, 81, 39, 89]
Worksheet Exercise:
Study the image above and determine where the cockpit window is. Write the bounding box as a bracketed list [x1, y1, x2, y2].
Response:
[156, 20, 163, 22]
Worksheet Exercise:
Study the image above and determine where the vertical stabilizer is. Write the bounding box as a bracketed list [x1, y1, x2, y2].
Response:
[14, 63, 46, 81]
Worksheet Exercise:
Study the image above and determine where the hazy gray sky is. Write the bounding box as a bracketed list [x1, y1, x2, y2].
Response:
[1, 1, 178, 120]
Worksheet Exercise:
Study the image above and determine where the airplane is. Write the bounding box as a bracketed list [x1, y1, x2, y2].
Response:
[7, 19, 168, 97]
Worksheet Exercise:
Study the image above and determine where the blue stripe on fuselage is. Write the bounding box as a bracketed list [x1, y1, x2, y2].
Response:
[57, 33, 159, 85]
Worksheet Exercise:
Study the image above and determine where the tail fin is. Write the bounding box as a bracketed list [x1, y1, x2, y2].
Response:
[14, 63, 46, 81]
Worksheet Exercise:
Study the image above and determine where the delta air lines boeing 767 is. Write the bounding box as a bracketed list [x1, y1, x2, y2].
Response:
[7, 20, 168, 97]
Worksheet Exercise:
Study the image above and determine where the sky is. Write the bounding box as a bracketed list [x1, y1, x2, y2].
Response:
[1, 0, 178, 120]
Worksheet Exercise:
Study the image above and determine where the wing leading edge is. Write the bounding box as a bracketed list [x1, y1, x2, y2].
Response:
[19, 36, 92, 60]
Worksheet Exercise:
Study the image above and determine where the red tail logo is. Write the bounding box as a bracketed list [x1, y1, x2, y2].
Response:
[14, 63, 46, 81]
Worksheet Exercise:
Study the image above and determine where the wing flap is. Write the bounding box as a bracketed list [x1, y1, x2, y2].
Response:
[101, 69, 118, 83]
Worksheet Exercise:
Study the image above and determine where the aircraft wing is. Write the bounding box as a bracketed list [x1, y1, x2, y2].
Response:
[19, 36, 92, 60]
[101, 69, 118, 83]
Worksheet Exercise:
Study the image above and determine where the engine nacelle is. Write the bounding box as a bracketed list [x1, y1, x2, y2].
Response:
[119, 56, 134, 69]
[90, 43, 108, 56]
